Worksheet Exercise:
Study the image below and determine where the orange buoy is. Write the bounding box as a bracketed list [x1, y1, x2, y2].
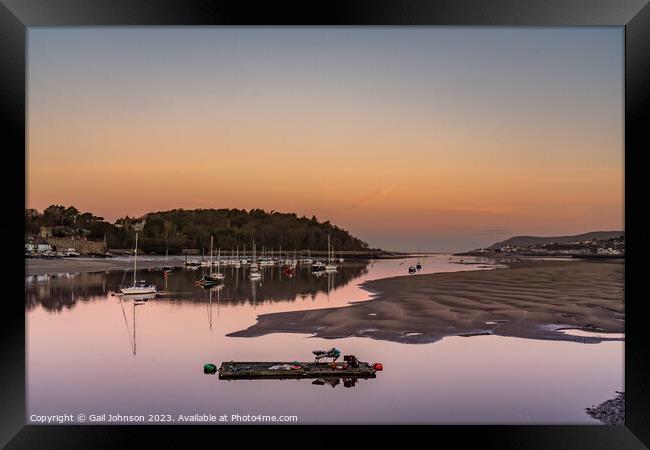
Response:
[372, 362, 383, 371]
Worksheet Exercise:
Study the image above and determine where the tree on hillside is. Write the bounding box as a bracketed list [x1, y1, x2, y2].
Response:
[26, 206, 372, 253]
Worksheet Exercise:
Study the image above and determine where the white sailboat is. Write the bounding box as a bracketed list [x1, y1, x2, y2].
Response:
[232, 245, 241, 268]
[207, 239, 225, 281]
[199, 238, 224, 285]
[325, 235, 338, 272]
[241, 244, 248, 265]
[212, 248, 225, 281]
[250, 242, 262, 280]
[302, 248, 313, 265]
[120, 232, 157, 295]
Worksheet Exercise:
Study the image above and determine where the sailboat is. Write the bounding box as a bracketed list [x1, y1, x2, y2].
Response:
[200, 247, 210, 267]
[241, 244, 248, 265]
[184, 250, 200, 268]
[302, 249, 313, 265]
[325, 235, 338, 272]
[208, 247, 225, 281]
[312, 244, 326, 272]
[283, 249, 297, 269]
[232, 245, 241, 268]
[250, 242, 262, 280]
[199, 237, 224, 286]
[120, 233, 157, 295]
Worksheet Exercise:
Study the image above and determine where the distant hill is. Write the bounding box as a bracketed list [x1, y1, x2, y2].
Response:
[487, 231, 625, 249]
[139, 208, 370, 253]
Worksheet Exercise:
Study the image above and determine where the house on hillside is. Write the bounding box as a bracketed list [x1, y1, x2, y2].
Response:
[39, 226, 52, 238]
[36, 243, 52, 252]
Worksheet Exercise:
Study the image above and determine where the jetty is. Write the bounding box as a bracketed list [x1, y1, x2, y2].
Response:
[217, 360, 379, 380]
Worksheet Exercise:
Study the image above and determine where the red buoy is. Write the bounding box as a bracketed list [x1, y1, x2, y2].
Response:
[372, 362, 383, 371]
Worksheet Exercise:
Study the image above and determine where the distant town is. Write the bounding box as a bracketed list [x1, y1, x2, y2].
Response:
[461, 233, 625, 259]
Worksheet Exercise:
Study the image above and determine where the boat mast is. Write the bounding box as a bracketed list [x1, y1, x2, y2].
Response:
[328, 234, 331, 265]
[133, 232, 138, 286]
[210, 236, 214, 268]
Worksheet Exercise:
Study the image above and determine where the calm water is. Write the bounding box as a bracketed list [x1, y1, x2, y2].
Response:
[26, 256, 623, 424]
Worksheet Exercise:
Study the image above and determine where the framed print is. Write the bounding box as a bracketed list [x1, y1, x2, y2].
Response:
[2, 0, 649, 448]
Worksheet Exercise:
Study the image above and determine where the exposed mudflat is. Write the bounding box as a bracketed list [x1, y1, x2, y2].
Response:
[25, 257, 179, 275]
[229, 260, 624, 344]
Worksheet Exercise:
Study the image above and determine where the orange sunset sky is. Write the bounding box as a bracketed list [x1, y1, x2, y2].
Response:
[27, 27, 624, 251]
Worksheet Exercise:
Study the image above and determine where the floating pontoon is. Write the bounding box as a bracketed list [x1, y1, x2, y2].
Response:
[217, 361, 378, 380]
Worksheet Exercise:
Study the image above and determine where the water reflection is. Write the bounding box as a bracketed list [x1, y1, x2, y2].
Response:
[206, 284, 223, 331]
[25, 261, 370, 312]
[311, 377, 370, 389]
[117, 292, 156, 355]
[25, 272, 109, 312]
[26, 256, 623, 424]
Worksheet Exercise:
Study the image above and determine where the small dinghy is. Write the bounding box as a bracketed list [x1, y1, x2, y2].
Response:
[312, 347, 341, 362]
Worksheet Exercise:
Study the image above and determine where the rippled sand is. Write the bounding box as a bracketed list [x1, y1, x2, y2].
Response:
[229, 260, 624, 344]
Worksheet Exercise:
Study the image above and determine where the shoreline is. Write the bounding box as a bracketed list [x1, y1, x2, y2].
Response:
[586, 391, 625, 425]
[25, 257, 181, 276]
[228, 260, 624, 344]
[24, 253, 432, 276]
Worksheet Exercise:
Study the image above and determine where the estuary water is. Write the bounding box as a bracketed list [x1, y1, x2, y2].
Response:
[26, 256, 623, 424]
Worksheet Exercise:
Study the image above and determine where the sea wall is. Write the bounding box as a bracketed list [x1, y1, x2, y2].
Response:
[46, 237, 106, 254]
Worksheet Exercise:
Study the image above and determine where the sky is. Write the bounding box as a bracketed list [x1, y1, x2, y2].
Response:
[27, 27, 624, 252]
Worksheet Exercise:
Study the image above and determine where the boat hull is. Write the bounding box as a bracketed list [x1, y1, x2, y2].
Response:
[120, 287, 157, 295]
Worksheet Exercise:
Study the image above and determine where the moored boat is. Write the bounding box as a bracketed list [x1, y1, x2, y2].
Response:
[121, 280, 157, 295]
[120, 233, 157, 295]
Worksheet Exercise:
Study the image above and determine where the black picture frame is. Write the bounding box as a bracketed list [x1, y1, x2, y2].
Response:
[2, 1, 648, 448]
